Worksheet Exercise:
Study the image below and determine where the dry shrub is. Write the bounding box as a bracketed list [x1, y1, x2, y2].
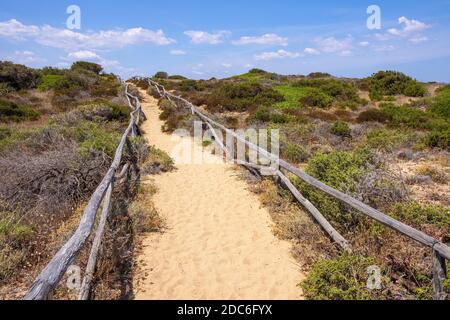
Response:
[416, 165, 448, 184]
[0, 138, 109, 220]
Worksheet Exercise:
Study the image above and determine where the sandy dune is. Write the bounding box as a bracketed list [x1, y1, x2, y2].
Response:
[133, 89, 303, 300]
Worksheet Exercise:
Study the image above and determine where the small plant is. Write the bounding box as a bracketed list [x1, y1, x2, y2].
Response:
[299, 88, 333, 109]
[283, 143, 309, 163]
[300, 253, 385, 300]
[416, 165, 448, 184]
[0, 99, 39, 122]
[330, 121, 351, 137]
[390, 202, 450, 231]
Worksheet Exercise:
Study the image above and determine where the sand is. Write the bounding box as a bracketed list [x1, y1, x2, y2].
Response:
[133, 88, 304, 300]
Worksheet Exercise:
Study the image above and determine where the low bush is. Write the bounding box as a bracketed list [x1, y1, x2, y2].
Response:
[300, 253, 385, 300]
[357, 109, 391, 123]
[38, 74, 64, 91]
[0, 99, 39, 122]
[366, 128, 410, 151]
[154, 71, 169, 79]
[424, 129, 450, 150]
[363, 71, 426, 98]
[430, 85, 450, 118]
[282, 143, 309, 163]
[71, 61, 103, 75]
[299, 87, 333, 108]
[206, 82, 284, 112]
[0, 61, 40, 90]
[390, 202, 450, 231]
[295, 148, 374, 226]
[330, 121, 351, 137]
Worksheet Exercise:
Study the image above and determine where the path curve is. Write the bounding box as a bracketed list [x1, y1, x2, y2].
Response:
[133, 88, 304, 300]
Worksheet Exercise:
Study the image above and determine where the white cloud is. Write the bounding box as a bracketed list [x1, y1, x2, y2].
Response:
[373, 45, 395, 52]
[315, 36, 353, 53]
[184, 30, 230, 44]
[359, 41, 370, 47]
[0, 19, 175, 51]
[409, 36, 428, 44]
[304, 47, 320, 55]
[8, 50, 46, 64]
[232, 33, 288, 46]
[170, 49, 187, 55]
[388, 17, 430, 37]
[254, 49, 303, 61]
[0, 19, 39, 40]
[67, 50, 100, 60]
[339, 50, 353, 57]
[65, 50, 119, 68]
[222, 63, 232, 68]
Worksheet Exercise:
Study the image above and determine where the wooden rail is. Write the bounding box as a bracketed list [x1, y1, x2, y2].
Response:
[24, 82, 145, 300]
[146, 78, 449, 300]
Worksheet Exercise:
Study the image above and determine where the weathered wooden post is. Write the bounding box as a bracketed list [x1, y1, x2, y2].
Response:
[432, 249, 448, 300]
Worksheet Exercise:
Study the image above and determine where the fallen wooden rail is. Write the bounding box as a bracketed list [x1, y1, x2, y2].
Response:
[24, 82, 145, 300]
[146, 77, 449, 300]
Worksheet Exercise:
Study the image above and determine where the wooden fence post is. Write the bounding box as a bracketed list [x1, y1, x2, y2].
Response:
[433, 249, 448, 300]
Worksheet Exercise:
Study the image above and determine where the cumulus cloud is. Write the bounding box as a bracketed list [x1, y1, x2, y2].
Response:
[65, 50, 119, 68]
[184, 30, 230, 44]
[7, 50, 46, 64]
[304, 47, 320, 55]
[170, 49, 187, 55]
[254, 49, 303, 61]
[315, 36, 353, 54]
[222, 63, 232, 68]
[232, 33, 288, 46]
[388, 17, 430, 37]
[359, 41, 370, 47]
[0, 19, 175, 51]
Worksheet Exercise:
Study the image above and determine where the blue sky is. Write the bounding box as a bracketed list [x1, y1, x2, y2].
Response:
[1, 0, 450, 81]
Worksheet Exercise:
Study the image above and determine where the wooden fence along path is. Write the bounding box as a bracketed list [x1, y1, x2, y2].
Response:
[24, 83, 145, 300]
[145, 78, 449, 300]
[24, 78, 449, 300]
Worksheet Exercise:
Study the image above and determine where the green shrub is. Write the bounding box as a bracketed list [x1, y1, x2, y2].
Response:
[430, 86, 450, 118]
[0, 61, 40, 90]
[390, 202, 450, 231]
[0, 83, 13, 96]
[75, 122, 121, 157]
[367, 128, 410, 151]
[0, 99, 39, 122]
[207, 82, 284, 112]
[295, 148, 374, 226]
[154, 71, 169, 79]
[283, 143, 309, 163]
[379, 103, 434, 129]
[363, 71, 426, 98]
[357, 109, 391, 123]
[330, 121, 351, 137]
[294, 78, 361, 104]
[299, 87, 333, 108]
[300, 254, 384, 300]
[38, 74, 64, 91]
[168, 75, 187, 80]
[178, 79, 204, 92]
[253, 108, 272, 122]
[425, 129, 450, 150]
[271, 113, 293, 124]
[71, 61, 103, 75]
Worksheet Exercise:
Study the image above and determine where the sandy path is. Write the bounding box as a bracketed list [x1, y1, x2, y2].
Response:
[133, 89, 303, 300]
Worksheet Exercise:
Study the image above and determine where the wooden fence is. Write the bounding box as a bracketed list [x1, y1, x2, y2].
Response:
[145, 77, 449, 300]
[24, 82, 145, 300]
